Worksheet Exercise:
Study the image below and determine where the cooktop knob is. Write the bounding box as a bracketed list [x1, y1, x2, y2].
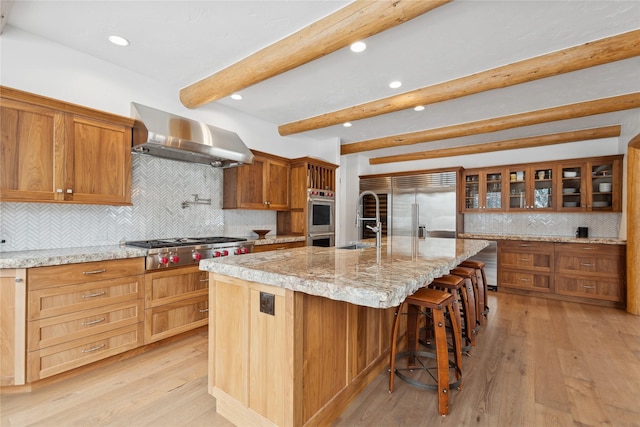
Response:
[158, 255, 169, 265]
[213, 251, 221, 257]
[221, 250, 229, 256]
[192, 251, 202, 261]
[169, 254, 179, 263]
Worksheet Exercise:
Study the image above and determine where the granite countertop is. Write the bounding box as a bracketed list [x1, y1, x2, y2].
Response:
[458, 233, 626, 245]
[200, 236, 489, 309]
[0, 235, 307, 269]
[0, 245, 148, 269]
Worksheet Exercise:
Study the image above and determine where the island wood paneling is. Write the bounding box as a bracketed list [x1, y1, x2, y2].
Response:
[209, 274, 396, 427]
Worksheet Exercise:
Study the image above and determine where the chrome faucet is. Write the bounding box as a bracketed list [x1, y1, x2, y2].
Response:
[356, 190, 382, 248]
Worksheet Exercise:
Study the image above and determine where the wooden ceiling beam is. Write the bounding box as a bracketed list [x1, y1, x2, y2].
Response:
[341, 92, 640, 155]
[369, 126, 622, 165]
[280, 29, 640, 136]
[179, 0, 449, 109]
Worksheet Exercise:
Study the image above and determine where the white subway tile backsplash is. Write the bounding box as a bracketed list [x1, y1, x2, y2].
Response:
[0, 154, 276, 251]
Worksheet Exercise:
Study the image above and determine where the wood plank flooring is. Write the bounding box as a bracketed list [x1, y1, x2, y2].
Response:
[2, 292, 639, 426]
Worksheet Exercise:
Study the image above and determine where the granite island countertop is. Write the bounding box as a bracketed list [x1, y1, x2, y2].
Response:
[458, 233, 626, 245]
[200, 236, 489, 309]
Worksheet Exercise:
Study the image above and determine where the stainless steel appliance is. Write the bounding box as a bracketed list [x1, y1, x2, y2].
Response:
[307, 232, 335, 247]
[307, 188, 335, 246]
[125, 236, 253, 270]
[359, 171, 458, 240]
[131, 103, 254, 167]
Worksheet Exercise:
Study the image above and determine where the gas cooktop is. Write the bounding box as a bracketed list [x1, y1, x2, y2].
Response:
[126, 236, 247, 249]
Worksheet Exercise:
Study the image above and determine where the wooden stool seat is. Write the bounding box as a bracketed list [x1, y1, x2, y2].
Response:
[459, 260, 490, 321]
[389, 287, 463, 416]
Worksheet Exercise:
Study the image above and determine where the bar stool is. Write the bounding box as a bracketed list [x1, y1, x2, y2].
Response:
[389, 287, 462, 416]
[428, 274, 472, 352]
[449, 266, 479, 339]
[460, 260, 489, 323]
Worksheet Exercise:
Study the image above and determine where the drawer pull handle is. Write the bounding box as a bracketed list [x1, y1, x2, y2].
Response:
[81, 291, 106, 299]
[580, 263, 594, 267]
[199, 279, 209, 282]
[518, 258, 529, 261]
[518, 244, 530, 247]
[581, 285, 595, 289]
[199, 308, 209, 313]
[81, 343, 105, 353]
[82, 269, 107, 275]
[582, 247, 596, 250]
[519, 278, 531, 282]
[82, 317, 105, 326]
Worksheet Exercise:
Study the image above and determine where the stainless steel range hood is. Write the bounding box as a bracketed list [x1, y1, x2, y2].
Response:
[131, 102, 254, 167]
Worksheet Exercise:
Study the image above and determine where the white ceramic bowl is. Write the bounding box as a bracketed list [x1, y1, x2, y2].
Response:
[562, 188, 577, 194]
[599, 183, 612, 192]
[563, 171, 578, 178]
[592, 201, 609, 207]
[563, 202, 578, 207]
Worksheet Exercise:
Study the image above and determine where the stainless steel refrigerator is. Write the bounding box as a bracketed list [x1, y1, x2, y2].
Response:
[390, 172, 458, 239]
[359, 171, 458, 240]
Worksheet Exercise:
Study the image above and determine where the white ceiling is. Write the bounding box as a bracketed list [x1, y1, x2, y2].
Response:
[3, 1, 640, 161]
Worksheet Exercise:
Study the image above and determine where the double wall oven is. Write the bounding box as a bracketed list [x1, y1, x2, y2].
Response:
[307, 189, 335, 247]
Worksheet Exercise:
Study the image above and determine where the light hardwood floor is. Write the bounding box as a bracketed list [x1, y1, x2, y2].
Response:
[2, 292, 639, 426]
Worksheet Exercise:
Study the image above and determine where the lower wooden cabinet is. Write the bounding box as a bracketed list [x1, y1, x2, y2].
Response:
[252, 240, 306, 253]
[24, 258, 145, 382]
[498, 240, 626, 307]
[143, 266, 209, 343]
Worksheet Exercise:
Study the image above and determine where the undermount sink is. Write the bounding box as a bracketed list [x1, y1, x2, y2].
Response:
[336, 243, 375, 250]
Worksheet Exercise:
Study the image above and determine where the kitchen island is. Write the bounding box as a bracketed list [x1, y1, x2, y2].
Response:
[199, 237, 489, 427]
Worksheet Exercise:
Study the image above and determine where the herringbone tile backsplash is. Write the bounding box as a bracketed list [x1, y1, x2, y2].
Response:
[464, 212, 621, 238]
[0, 154, 275, 251]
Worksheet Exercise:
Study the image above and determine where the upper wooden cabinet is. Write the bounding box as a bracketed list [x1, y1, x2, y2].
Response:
[0, 87, 134, 205]
[223, 150, 290, 210]
[461, 155, 623, 213]
[462, 168, 505, 212]
[277, 157, 338, 235]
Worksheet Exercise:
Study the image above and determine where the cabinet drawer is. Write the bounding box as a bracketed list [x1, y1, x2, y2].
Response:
[499, 251, 552, 271]
[27, 323, 143, 381]
[499, 270, 551, 292]
[556, 243, 624, 256]
[29, 275, 144, 320]
[28, 300, 144, 351]
[145, 267, 208, 308]
[555, 275, 624, 302]
[144, 296, 208, 344]
[555, 254, 624, 276]
[499, 241, 553, 252]
[28, 258, 144, 289]
[252, 241, 306, 252]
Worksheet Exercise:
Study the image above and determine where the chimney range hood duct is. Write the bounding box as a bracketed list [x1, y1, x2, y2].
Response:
[130, 102, 254, 167]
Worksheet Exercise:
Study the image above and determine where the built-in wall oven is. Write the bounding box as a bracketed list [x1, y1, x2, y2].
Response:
[307, 189, 335, 246]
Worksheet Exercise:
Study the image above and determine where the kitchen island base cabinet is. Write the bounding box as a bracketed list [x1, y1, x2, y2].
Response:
[209, 274, 395, 427]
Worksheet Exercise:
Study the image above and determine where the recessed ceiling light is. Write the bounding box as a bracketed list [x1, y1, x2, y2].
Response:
[389, 81, 402, 89]
[230, 93, 243, 100]
[343, 122, 352, 127]
[108, 35, 130, 46]
[350, 41, 366, 53]
[414, 105, 425, 111]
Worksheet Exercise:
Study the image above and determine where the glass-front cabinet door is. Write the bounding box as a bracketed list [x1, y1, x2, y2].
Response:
[462, 169, 503, 212]
[506, 166, 553, 211]
[588, 158, 621, 211]
[483, 169, 503, 211]
[558, 163, 585, 211]
[463, 171, 481, 211]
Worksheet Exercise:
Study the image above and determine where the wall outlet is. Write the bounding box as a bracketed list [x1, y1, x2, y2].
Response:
[259, 292, 275, 316]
